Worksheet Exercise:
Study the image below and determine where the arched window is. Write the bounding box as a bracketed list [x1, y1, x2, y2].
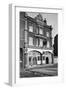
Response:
[28, 50, 42, 65]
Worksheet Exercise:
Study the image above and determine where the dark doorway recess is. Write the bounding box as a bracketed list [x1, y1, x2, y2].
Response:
[46, 57, 49, 64]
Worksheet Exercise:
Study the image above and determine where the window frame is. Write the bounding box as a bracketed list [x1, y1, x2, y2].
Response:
[28, 23, 33, 32]
[39, 39, 43, 47]
[39, 28, 43, 35]
[47, 41, 50, 48]
[46, 32, 50, 37]
[28, 36, 33, 46]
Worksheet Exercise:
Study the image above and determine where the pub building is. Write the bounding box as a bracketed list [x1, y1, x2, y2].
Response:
[20, 12, 53, 68]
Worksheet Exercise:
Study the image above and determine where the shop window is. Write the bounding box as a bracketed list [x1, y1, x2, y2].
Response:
[33, 57, 37, 65]
[43, 56, 45, 60]
[38, 56, 41, 60]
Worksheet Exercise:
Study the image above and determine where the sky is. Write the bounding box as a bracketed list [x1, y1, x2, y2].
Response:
[26, 12, 58, 44]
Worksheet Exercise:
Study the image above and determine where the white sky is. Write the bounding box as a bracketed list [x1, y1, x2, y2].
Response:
[26, 12, 58, 44]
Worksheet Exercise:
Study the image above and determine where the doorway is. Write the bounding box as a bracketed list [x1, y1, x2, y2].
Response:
[46, 57, 49, 64]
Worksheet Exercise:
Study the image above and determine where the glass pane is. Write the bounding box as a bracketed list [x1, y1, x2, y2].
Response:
[36, 38, 38, 46]
[47, 41, 50, 48]
[29, 37, 33, 45]
[39, 39, 43, 47]
[39, 28, 43, 34]
[46, 32, 49, 37]
[36, 27, 39, 34]
[29, 26, 33, 32]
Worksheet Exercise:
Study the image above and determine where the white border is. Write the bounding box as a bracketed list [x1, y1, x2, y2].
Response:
[9, 4, 64, 86]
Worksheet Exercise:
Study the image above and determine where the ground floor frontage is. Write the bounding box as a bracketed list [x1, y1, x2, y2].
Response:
[20, 48, 54, 68]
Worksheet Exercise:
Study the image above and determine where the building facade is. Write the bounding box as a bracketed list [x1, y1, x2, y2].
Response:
[20, 12, 53, 68]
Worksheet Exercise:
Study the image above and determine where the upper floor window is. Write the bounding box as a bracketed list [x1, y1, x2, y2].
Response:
[46, 32, 49, 37]
[29, 37, 33, 46]
[39, 28, 43, 35]
[36, 38, 38, 46]
[29, 25, 33, 32]
[36, 27, 39, 34]
[47, 41, 50, 48]
[39, 39, 43, 47]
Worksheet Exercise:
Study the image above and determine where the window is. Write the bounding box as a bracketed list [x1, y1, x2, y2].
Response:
[36, 27, 39, 34]
[46, 32, 49, 37]
[29, 26, 33, 32]
[36, 38, 38, 46]
[43, 39, 47, 46]
[29, 37, 33, 45]
[47, 41, 50, 48]
[39, 28, 43, 34]
[39, 39, 43, 47]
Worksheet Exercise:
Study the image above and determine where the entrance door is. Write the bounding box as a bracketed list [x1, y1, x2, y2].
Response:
[46, 57, 49, 64]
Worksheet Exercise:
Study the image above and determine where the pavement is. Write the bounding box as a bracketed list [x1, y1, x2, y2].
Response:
[20, 63, 58, 77]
